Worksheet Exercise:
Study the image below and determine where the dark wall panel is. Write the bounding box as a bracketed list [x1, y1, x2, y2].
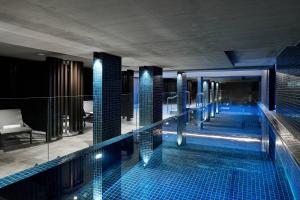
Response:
[261, 68, 275, 110]
[0, 57, 49, 131]
[0, 56, 84, 142]
[220, 81, 259, 105]
[163, 78, 176, 92]
[83, 67, 93, 100]
[121, 70, 134, 120]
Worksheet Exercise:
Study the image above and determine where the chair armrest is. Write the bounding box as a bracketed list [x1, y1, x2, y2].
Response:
[23, 123, 32, 130]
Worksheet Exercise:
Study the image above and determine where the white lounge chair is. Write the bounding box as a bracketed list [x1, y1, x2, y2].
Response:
[0, 109, 32, 148]
[83, 101, 93, 127]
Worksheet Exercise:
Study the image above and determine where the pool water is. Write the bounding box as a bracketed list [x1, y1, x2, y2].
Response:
[72, 105, 294, 200]
[101, 143, 293, 200]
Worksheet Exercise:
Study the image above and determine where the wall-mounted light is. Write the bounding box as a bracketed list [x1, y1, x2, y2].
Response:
[177, 134, 183, 146]
[95, 153, 103, 160]
[93, 59, 102, 72]
[37, 53, 46, 56]
[143, 156, 150, 167]
[73, 196, 78, 200]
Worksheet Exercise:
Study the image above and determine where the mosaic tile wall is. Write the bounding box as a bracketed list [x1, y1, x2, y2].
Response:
[203, 80, 210, 121]
[139, 67, 163, 164]
[276, 46, 300, 140]
[139, 66, 162, 126]
[152, 68, 163, 124]
[93, 52, 121, 144]
[260, 107, 300, 199]
[197, 77, 203, 128]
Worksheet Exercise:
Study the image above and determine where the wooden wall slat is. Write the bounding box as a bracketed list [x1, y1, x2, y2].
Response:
[46, 58, 84, 141]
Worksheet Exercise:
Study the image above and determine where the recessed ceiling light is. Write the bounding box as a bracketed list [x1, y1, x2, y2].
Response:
[37, 53, 46, 56]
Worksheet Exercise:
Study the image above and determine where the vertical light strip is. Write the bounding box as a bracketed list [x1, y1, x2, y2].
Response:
[93, 59, 102, 144]
[93, 59, 103, 200]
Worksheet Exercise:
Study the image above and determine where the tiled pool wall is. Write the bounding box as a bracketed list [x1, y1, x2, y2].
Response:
[260, 108, 300, 199]
[276, 46, 300, 141]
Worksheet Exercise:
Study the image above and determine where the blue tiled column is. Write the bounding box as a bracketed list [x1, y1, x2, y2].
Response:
[216, 82, 220, 114]
[177, 72, 187, 146]
[139, 66, 163, 126]
[197, 77, 204, 129]
[139, 66, 163, 165]
[210, 81, 216, 118]
[203, 80, 211, 122]
[93, 52, 121, 144]
[177, 72, 187, 115]
[92, 52, 121, 200]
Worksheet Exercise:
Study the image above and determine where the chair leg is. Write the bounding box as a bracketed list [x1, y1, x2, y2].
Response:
[29, 131, 32, 144]
[0, 134, 3, 149]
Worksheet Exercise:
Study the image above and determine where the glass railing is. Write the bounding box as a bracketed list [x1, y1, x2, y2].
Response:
[0, 107, 193, 199]
[0, 95, 100, 179]
[0, 88, 226, 181]
[0, 92, 197, 180]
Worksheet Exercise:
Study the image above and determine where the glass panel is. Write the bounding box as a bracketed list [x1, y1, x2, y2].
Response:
[163, 92, 177, 118]
[48, 95, 93, 161]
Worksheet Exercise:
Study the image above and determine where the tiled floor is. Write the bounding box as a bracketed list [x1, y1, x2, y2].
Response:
[0, 118, 137, 179]
[103, 144, 294, 200]
[0, 105, 175, 179]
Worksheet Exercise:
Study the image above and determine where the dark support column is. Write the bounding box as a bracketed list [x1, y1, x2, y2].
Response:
[210, 81, 216, 118]
[139, 66, 163, 165]
[269, 68, 276, 111]
[197, 77, 204, 129]
[93, 52, 121, 144]
[177, 72, 187, 146]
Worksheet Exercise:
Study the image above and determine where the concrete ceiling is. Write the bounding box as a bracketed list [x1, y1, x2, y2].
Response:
[0, 0, 299, 70]
[161, 69, 264, 79]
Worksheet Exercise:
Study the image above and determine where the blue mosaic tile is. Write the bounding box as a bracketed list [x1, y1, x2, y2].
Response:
[101, 144, 293, 200]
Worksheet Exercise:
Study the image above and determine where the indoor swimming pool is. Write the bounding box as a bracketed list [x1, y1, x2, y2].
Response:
[71, 105, 295, 200]
[0, 105, 298, 200]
